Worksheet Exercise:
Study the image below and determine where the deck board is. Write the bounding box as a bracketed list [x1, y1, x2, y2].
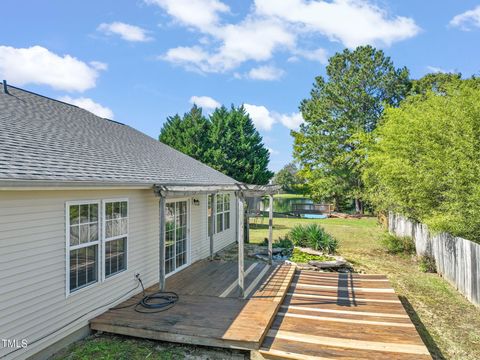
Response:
[90, 260, 295, 350]
[260, 271, 431, 360]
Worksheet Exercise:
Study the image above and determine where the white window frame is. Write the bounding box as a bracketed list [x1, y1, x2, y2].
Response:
[65, 200, 101, 297]
[102, 198, 129, 281]
[215, 193, 231, 233]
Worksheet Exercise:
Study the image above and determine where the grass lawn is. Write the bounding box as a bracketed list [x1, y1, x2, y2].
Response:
[250, 216, 480, 360]
[273, 193, 308, 199]
[54, 333, 248, 360]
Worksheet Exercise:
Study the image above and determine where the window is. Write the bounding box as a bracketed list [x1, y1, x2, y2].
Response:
[67, 202, 100, 293]
[215, 193, 231, 233]
[104, 200, 128, 278]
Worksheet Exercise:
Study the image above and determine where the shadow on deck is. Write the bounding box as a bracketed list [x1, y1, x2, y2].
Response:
[90, 260, 295, 350]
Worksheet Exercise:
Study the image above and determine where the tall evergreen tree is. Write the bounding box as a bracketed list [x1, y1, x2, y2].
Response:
[293, 45, 411, 212]
[159, 104, 273, 184]
[208, 105, 273, 184]
[159, 105, 210, 161]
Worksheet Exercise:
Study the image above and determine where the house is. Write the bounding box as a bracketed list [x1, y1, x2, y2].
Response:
[0, 82, 276, 359]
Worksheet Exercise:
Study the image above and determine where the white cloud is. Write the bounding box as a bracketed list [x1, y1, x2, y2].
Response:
[426, 66, 454, 74]
[98, 22, 153, 42]
[146, 0, 229, 31]
[293, 48, 328, 63]
[244, 104, 277, 131]
[161, 18, 294, 74]
[59, 96, 114, 119]
[244, 103, 304, 131]
[89, 61, 108, 71]
[189, 95, 220, 109]
[152, 0, 419, 76]
[255, 0, 420, 48]
[246, 65, 285, 80]
[161, 46, 210, 72]
[450, 6, 480, 31]
[277, 112, 304, 130]
[0, 45, 104, 92]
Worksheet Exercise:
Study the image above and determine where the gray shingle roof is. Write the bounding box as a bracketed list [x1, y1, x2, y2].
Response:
[0, 85, 238, 186]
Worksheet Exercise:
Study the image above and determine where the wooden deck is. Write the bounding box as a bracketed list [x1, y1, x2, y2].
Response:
[259, 271, 431, 359]
[90, 260, 295, 350]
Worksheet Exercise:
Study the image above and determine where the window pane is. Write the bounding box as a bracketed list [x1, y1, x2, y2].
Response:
[121, 201, 128, 218]
[86, 245, 97, 283]
[79, 224, 89, 244]
[224, 194, 230, 211]
[70, 225, 79, 246]
[70, 205, 79, 225]
[121, 218, 128, 235]
[225, 211, 230, 230]
[113, 202, 121, 219]
[105, 237, 126, 278]
[69, 250, 77, 291]
[89, 204, 98, 222]
[89, 224, 98, 242]
[70, 245, 97, 292]
[106, 202, 113, 220]
[105, 220, 112, 239]
[80, 204, 89, 223]
[216, 213, 223, 233]
[216, 195, 223, 213]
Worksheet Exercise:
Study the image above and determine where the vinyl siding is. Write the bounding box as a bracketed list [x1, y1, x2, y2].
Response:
[0, 189, 237, 360]
[0, 189, 159, 360]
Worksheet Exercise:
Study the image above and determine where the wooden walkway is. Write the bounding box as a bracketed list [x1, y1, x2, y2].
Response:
[259, 271, 431, 360]
[91, 260, 295, 350]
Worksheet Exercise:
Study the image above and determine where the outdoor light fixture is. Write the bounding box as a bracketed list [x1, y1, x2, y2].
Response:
[192, 198, 200, 206]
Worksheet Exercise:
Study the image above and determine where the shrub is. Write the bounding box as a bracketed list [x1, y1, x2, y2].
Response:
[261, 237, 293, 249]
[418, 254, 436, 273]
[288, 223, 338, 253]
[381, 233, 416, 254]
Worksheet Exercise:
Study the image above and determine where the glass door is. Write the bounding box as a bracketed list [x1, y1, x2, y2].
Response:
[165, 200, 188, 275]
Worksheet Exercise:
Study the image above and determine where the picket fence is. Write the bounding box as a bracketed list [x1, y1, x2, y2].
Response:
[389, 213, 480, 306]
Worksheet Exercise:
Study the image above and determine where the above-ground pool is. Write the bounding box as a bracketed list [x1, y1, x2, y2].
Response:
[301, 213, 328, 219]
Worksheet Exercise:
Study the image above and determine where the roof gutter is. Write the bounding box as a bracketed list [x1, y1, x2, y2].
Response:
[0, 179, 154, 191]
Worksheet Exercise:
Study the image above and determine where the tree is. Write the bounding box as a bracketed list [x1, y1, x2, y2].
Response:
[207, 105, 273, 184]
[364, 81, 480, 242]
[159, 104, 273, 185]
[159, 105, 210, 161]
[273, 163, 298, 192]
[292, 45, 411, 212]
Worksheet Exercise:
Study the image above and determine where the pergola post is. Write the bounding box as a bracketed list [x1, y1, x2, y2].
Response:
[209, 193, 215, 260]
[159, 195, 166, 291]
[268, 194, 273, 265]
[237, 194, 245, 298]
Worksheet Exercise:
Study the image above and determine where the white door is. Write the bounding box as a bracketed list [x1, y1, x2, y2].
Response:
[165, 200, 189, 275]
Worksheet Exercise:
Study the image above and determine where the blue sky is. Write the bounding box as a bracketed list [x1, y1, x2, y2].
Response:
[1, 1, 479, 171]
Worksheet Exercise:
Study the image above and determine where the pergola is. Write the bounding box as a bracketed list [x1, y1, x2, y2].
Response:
[154, 183, 280, 297]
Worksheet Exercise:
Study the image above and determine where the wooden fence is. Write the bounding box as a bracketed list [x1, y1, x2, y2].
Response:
[389, 213, 480, 306]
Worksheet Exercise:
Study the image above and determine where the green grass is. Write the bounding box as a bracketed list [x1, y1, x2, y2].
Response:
[54, 334, 247, 360]
[250, 216, 480, 360]
[273, 193, 308, 199]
